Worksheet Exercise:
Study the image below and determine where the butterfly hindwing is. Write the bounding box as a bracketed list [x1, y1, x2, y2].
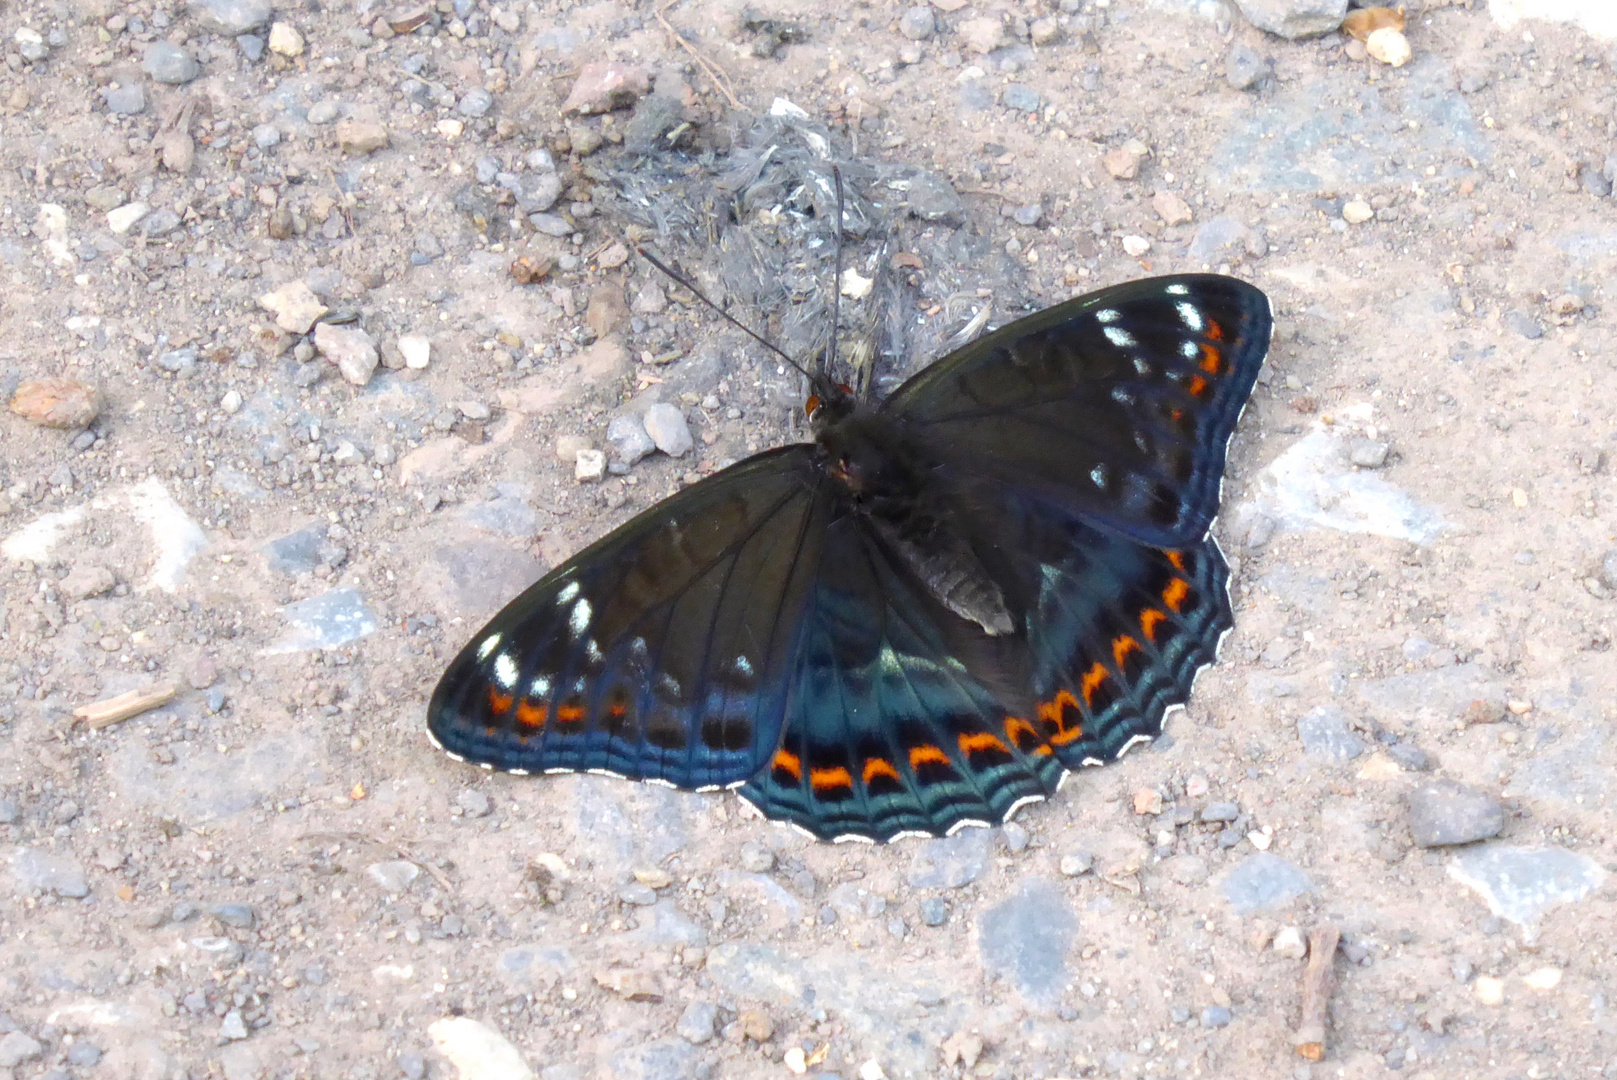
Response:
[739, 513, 1066, 841]
[884, 274, 1270, 548]
[427, 447, 831, 790]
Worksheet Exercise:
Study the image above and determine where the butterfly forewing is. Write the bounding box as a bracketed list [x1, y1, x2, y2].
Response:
[427, 447, 832, 789]
[883, 274, 1270, 548]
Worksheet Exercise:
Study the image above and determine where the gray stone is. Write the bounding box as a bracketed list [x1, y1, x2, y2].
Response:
[1201, 801, 1240, 823]
[1187, 215, 1264, 265]
[977, 878, 1076, 1003]
[156, 346, 199, 375]
[9, 849, 89, 898]
[219, 1009, 249, 1041]
[1447, 845, 1607, 928]
[271, 587, 378, 652]
[456, 790, 492, 817]
[1164, 855, 1210, 886]
[457, 87, 493, 118]
[606, 1038, 696, 1080]
[264, 523, 329, 575]
[618, 882, 658, 906]
[1200, 1005, 1232, 1028]
[899, 6, 934, 39]
[143, 41, 200, 84]
[918, 897, 948, 926]
[519, 173, 564, 213]
[459, 494, 540, 539]
[0, 798, 18, 824]
[192, 0, 272, 35]
[737, 842, 775, 874]
[252, 123, 281, 148]
[903, 169, 964, 223]
[1296, 705, 1364, 762]
[1221, 852, 1312, 914]
[1232, 0, 1347, 39]
[66, 1042, 103, 1067]
[1002, 84, 1040, 113]
[642, 403, 693, 458]
[959, 80, 993, 112]
[141, 208, 182, 237]
[675, 1000, 717, 1044]
[1386, 742, 1433, 772]
[530, 213, 573, 237]
[306, 99, 340, 125]
[1225, 43, 1270, 89]
[1503, 310, 1543, 339]
[212, 903, 255, 928]
[1407, 779, 1504, 847]
[0, 1032, 44, 1068]
[607, 413, 656, 466]
[103, 82, 148, 114]
[1348, 439, 1390, 468]
[397, 1051, 426, 1080]
[906, 828, 991, 889]
[237, 32, 264, 60]
[367, 860, 421, 893]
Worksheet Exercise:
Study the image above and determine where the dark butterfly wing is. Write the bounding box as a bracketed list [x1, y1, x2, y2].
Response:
[739, 512, 1066, 842]
[882, 274, 1270, 549]
[427, 446, 832, 790]
[737, 481, 1233, 842]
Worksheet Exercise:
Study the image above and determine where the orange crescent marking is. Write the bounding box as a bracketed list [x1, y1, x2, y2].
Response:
[1187, 374, 1208, 398]
[515, 699, 547, 728]
[1080, 661, 1109, 706]
[909, 744, 952, 769]
[810, 766, 854, 793]
[862, 757, 901, 785]
[1140, 607, 1168, 641]
[958, 731, 1010, 757]
[773, 749, 802, 780]
[1163, 577, 1191, 613]
[556, 704, 586, 724]
[1165, 550, 1186, 571]
[1200, 342, 1223, 375]
[1112, 634, 1141, 668]
[1004, 714, 1042, 749]
[1207, 319, 1225, 341]
[488, 689, 513, 716]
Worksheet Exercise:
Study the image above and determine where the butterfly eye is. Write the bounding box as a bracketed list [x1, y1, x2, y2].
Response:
[805, 394, 821, 418]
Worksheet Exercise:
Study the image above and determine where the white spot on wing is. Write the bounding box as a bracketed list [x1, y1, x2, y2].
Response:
[1134, 357, 1153, 376]
[1180, 340, 1200, 359]
[891, 829, 934, 841]
[528, 674, 551, 699]
[1005, 794, 1045, 820]
[493, 652, 519, 690]
[946, 818, 990, 836]
[1116, 733, 1153, 758]
[645, 778, 677, 789]
[833, 832, 876, 845]
[557, 581, 580, 603]
[569, 598, 592, 639]
[1095, 308, 1120, 323]
[1165, 283, 1189, 296]
[1176, 301, 1204, 331]
[1103, 326, 1136, 348]
[587, 767, 626, 779]
[476, 633, 502, 661]
[1090, 464, 1109, 488]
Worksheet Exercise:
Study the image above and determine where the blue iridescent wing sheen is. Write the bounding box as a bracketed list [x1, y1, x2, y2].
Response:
[882, 273, 1271, 548]
[738, 482, 1233, 842]
[426, 447, 832, 790]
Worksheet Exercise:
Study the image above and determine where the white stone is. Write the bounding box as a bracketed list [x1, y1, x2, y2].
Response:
[1365, 27, 1411, 66]
[858, 1061, 887, 1080]
[575, 449, 606, 482]
[1121, 235, 1151, 257]
[313, 322, 380, 386]
[1342, 200, 1374, 224]
[398, 333, 432, 369]
[1271, 925, 1307, 960]
[258, 280, 329, 334]
[220, 390, 243, 414]
[1474, 975, 1504, 1005]
[106, 202, 150, 235]
[427, 1017, 535, 1080]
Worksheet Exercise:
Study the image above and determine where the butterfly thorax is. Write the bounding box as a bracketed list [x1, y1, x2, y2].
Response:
[814, 405, 1016, 637]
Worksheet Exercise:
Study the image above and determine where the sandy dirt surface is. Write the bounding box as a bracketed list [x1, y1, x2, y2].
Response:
[1, 0, 1616, 1078]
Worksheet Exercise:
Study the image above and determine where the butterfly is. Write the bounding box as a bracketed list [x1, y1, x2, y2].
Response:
[427, 273, 1270, 842]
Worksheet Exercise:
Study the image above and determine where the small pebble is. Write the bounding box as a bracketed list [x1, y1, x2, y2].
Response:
[143, 41, 200, 84]
[398, 334, 432, 369]
[1342, 200, 1374, 225]
[1059, 852, 1093, 877]
[1474, 975, 1504, 1005]
[575, 448, 606, 482]
[1200, 1005, 1232, 1029]
[899, 6, 934, 39]
[918, 897, 948, 926]
[1348, 438, 1389, 468]
[1271, 925, 1307, 960]
[738, 842, 775, 873]
[642, 403, 694, 458]
[307, 100, 341, 125]
[268, 20, 304, 55]
[1122, 235, 1151, 257]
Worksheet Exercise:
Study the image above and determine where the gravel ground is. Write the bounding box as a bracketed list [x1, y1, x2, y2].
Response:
[2, 0, 1616, 1078]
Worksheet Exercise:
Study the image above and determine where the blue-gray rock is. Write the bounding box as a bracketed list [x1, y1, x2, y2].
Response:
[1201, 801, 1240, 823]
[1386, 742, 1433, 772]
[1221, 852, 1311, 914]
[366, 860, 420, 893]
[1296, 705, 1363, 762]
[899, 6, 934, 39]
[518, 172, 564, 213]
[1503, 310, 1543, 340]
[66, 1042, 102, 1067]
[237, 33, 264, 60]
[1012, 202, 1042, 227]
[906, 828, 991, 889]
[606, 1038, 696, 1080]
[474, 155, 500, 183]
[1002, 84, 1040, 113]
[219, 1009, 248, 1041]
[1447, 846, 1607, 927]
[104, 82, 147, 115]
[457, 87, 493, 118]
[959, 80, 993, 111]
[903, 169, 964, 223]
[397, 1051, 425, 1080]
[9, 849, 89, 898]
[212, 903, 256, 928]
[642, 403, 693, 458]
[459, 495, 540, 538]
[0, 1032, 44, 1068]
[271, 588, 378, 651]
[251, 123, 280, 148]
[1187, 215, 1266, 264]
[675, 1000, 717, 1044]
[977, 878, 1076, 1003]
[0, 798, 18, 824]
[157, 346, 199, 374]
[1225, 43, 1270, 89]
[1201, 1005, 1232, 1028]
[608, 412, 657, 466]
[143, 41, 200, 84]
[141, 208, 182, 238]
[264, 522, 328, 574]
[1407, 779, 1503, 847]
[530, 212, 572, 237]
[1231, 0, 1347, 39]
[918, 897, 948, 926]
[192, 0, 272, 35]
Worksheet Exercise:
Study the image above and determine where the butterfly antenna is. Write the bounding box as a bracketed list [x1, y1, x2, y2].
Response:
[827, 166, 845, 383]
[636, 247, 817, 385]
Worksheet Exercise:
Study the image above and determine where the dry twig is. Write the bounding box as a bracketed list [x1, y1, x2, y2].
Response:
[1294, 922, 1342, 1060]
[74, 683, 178, 729]
[655, 0, 742, 110]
